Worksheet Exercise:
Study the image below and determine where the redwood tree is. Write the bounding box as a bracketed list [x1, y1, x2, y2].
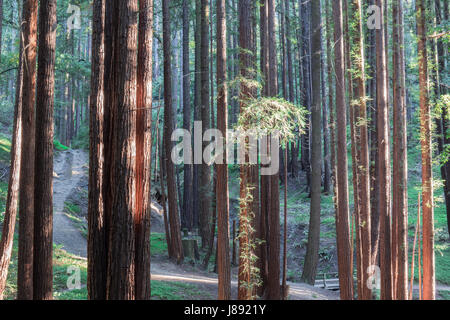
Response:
[135, 0, 153, 300]
[216, 0, 231, 300]
[332, 0, 353, 300]
[18, 0, 38, 300]
[34, 0, 57, 300]
[416, 0, 435, 300]
[163, 0, 184, 264]
[301, 0, 322, 285]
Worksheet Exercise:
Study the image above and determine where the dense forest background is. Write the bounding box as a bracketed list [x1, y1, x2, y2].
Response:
[0, 0, 448, 300]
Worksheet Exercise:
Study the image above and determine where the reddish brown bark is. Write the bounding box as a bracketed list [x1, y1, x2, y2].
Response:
[18, 0, 38, 300]
[416, 0, 435, 300]
[135, 0, 153, 300]
[33, 0, 57, 300]
[216, 0, 231, 300]
[162, 0, 183, 265]
[332, 0, 353, 300]
[106, 0, 138, 299]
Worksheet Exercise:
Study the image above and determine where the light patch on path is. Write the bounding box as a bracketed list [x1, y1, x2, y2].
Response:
[53, 149, 88, 258]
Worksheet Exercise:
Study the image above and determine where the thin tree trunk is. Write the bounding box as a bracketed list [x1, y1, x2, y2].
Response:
[266, 0, 280, 300]
[163, 0, 184, 265]
[199, 0, 212, 248]
[216, 0, 231, 300]
[392, 0, 408, 300]
[301, 0, 321, 286]
[376, 0, 393, 300]
[332, 0, 353, 300]
[0, 23, 23, 300]
[353, 0, 372, 300]
[416, 0, 435, 300]
[182, 0, 193, 232]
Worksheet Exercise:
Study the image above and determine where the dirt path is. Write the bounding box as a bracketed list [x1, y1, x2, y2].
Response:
[151, 259, 339, 300]
[53, 149, 88, 258]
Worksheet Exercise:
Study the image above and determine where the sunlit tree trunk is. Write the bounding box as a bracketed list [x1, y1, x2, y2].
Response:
[416, 0, 435, 300]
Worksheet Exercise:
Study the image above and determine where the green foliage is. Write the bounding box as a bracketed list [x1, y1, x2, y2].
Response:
[236, 96, 308, 146]
[0, 134, 12, 162]
[71, 124, 89, 150]
[54, 139, 70, 151]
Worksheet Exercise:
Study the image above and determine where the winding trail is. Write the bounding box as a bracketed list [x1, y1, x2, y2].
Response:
[53, 149, 88, 258]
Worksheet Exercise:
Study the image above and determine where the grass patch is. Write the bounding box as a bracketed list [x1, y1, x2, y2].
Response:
[151, 232, 168, 256]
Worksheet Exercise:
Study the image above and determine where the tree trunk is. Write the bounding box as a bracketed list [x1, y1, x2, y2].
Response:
[182, 0, 193, 232]
[199, 0, 212, 248]
[135, 0, 153, 300]
[353, 0, 372, 299]
[332, 0, 353, 300]
[216, 0, 231, 300]
[88, 0, 107, 300]
[106, 0, 139, 300]
[17, 0, 37, 300]
[301, 0, 321, 286]
[392, 0, 408, 300]
[34, 0, 57, 300]
[376, 0, 393, 300]
[0, 21, 24, 300]
[163, 0, 184, 265]
[416, 0, 435, 300]
[266, 0, 280, 300]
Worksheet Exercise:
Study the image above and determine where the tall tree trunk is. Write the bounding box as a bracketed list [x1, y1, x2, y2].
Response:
[326, 0, 337, 212]
[18, 0, 38, 300]
[193, 0, 201, 233]
[182, 0, 193, 232]
[376, 0, 393, 300]
[392, 0, 408, 300]
[238, 0, 254, 300]
[299, 0, 311, 189]
[106, 0, 138, 300]
[332, 0, 353, 300]
[416, 0, 435, 300]
[301, 0, 322, 285]
[216, 0, 231, 300]
[257, 0, 269, 297]
[135, 0, 153, 300]
[88, 0, 107, 300]
[266, 0, 280, 300]
[353, 0, 372, 300]
[163, 0, 184, 265]
[199, 0, 212, 248]
[34, 0, 57, 300]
